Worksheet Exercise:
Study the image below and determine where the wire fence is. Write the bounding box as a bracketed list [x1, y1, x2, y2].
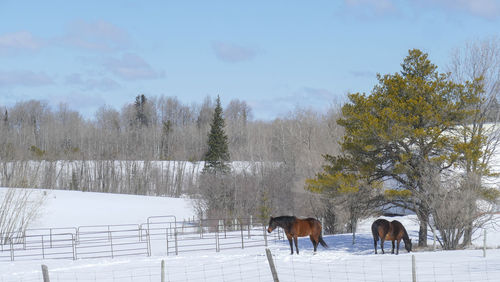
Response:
[2, 249, 500, 282]
[0, 216, 284, 262]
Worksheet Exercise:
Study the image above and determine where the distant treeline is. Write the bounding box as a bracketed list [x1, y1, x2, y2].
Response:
[0, 96, 342, 216]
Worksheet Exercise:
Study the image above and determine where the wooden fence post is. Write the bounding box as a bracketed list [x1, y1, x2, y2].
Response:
[412, 255, 416, 282]
[41, 264, 50, 282]
[265, 248, 279, 282]
[161, 259, 165, 282]
[483, 229, 487, 258]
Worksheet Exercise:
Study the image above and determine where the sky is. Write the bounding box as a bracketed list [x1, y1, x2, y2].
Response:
[0, 0, 499, 121]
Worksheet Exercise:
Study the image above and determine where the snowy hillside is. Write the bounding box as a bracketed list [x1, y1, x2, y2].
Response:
[30, 189, 194, 228]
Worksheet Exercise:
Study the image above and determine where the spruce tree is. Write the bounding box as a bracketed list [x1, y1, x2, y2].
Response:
[203, 96, 230, 174]
[134, 94, 148, 127]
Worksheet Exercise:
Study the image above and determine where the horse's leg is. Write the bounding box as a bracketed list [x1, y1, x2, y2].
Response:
[373, 237, 378, 254]
[294, 235, 299, 255]
[310, 235, 318, 252]
[380, 239, 385, 254]
[286, 234, 294, 254]
[396, 239, 401, 255]
[391, 240, 395, 254]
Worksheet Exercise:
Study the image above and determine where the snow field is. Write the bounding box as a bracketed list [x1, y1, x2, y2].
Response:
[1, 188, 500, 281]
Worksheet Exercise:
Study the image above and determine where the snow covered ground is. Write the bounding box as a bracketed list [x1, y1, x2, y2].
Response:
[1, 188, 500, 281]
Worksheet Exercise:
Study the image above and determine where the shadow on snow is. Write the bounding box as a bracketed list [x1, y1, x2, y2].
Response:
[273, 233, 375, 255]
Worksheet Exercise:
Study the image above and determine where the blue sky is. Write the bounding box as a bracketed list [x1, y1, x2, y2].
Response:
[1, 0, 499, 120]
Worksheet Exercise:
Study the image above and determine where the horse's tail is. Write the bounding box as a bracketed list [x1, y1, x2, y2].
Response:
[371, 222, 379, 242]
[318, 235, 328, 248]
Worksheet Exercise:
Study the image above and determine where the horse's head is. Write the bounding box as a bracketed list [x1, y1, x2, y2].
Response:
[267, 216, 276, 233]
[405, 238, 412, 252]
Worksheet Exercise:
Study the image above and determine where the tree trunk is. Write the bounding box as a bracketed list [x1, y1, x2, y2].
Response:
[417, 209, 429, 248]
[351, 217, 357, 245]
[462, 200, 476, 247]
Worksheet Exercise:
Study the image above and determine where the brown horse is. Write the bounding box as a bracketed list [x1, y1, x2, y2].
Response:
[267, 216, 328, 254]
[371, 219, 412, 255]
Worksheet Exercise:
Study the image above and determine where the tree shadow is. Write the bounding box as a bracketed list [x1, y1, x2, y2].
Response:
[273, 233, 376, 255]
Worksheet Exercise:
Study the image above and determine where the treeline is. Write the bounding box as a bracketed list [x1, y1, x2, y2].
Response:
[0, 96, 342, 217]
[0, 96, 340, 163]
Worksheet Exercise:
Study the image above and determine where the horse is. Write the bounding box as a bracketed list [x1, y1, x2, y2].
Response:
[267, 216, 328, 254]
[371, 218, 412, 255]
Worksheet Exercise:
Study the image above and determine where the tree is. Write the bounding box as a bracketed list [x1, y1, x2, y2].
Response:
[306, 164, 384, 244]
[449, 37, 500, 246]
[203, 96, 230, 174]
[310, 49, 481, 247]
[0, 188, 46, 244]
[134, 94, 149, 127]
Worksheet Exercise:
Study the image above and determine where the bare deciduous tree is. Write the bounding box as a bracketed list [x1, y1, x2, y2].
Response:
[0, 188, 46, 244]
[449, 37, 500, 246]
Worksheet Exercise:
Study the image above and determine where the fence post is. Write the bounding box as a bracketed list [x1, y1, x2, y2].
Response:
[166, 229, 170, 256]
[224, 220, 227, 238]
[174, 230, 178, 256]
[161, 259, 165, 282]
[241, 224, 244, 249]
[432, 228, 436, 251]
[146, 228, 151, 257]
[199, 219, 203, 239]
[216, 223, 220, 252]
[412, 255, 416, 282]
[41, 235, 45, 259]
[264, 226, 268, 247]
[109, 231, 114, 259]
[10, 240, 14, 261]
[72, 234, 76, 260]
[321, 218, 325, 237]
[248, 221, 251, 239]
[265, 248, 279, 282]
[483, 229, 487, 258]
[41, 264, 50, 282]
[250, 215, 253, 229]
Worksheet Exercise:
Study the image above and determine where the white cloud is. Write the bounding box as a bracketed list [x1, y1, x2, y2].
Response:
[103, 53, 163, 80]
[344, 0, 397, 15]
[61, 20, 131, 52]
[212, 42, 259, 63]
[425, 0, 500, 19]
[0, 70, 53, 87]
[65, 73, 120, 91]
[0, 31, 44, 54]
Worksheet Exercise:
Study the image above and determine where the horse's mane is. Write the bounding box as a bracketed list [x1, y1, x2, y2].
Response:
[273, 215, 296, 226]
[393, 220, 410, 242]
[402, 228, 410, 242]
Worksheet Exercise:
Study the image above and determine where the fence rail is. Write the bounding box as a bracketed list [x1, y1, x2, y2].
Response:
[0, 216, 283, 261]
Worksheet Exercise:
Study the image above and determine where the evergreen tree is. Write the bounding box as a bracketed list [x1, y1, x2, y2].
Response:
[307, 49, 483, 247]
[203, 96, 230, 173]
[135, 94, 149, 127]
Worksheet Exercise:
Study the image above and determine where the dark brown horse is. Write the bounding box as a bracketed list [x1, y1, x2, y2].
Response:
[267, 216, 328, 254]
[371, 219, 412, 255]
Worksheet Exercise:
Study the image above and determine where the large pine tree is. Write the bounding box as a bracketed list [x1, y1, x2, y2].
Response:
[307, 49, 483, 247]
[203, 96, 230, 174]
